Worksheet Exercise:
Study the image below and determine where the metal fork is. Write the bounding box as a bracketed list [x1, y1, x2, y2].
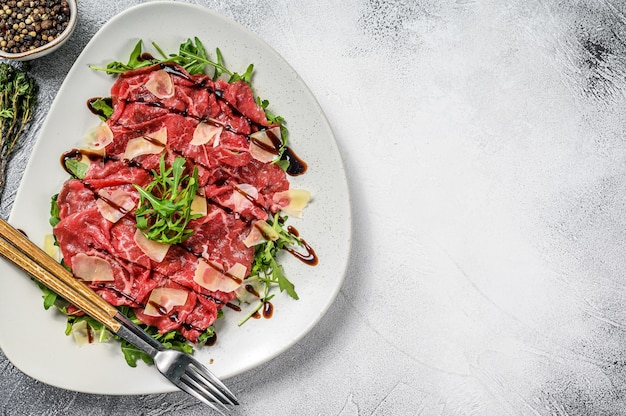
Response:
[0, 218, 238, 414]
[114, 312, 238, 413]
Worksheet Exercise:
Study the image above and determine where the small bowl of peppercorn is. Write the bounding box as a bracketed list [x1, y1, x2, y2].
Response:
[0, 0, 77, 61]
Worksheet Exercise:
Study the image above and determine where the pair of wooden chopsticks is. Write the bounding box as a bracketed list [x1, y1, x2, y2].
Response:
[0, 218, 122, 332]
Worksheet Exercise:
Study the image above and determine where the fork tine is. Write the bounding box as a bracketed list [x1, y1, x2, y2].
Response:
[178, 374, 228, 416]
[187, 361, 239, 405]
[181, 370, 231, 412]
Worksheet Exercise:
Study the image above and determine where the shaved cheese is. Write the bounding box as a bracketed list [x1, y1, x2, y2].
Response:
[145, 69, 175, 99]
[249, 126, 282, 163]
[243, 220, 280, 247]
[227, 262, 247, 282]
[144, 287, 189, 317]
[70, 320, 112, 346]
[70, 320, 92, 346]
[193, 259, 245, 293]
[273, 189, 311, 218]
[123, 127, 168, 160]
[43, 234, 60, 261]
[235, 183, 258, 198]
[73, 253, 114, 282]
[83, 122, 113, 150]
[190, 194, 207, 216]
[234, 274, 263, 303]
[191, 122, 222, 146]
[96, 189, 136, 223]
[231, 183, 258, 211]
[134, 228, 171, 262]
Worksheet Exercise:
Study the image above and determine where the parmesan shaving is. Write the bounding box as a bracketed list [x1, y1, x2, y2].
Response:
[193, 259, 245, 293]
[72, 253, 115, 282]
[123, 127, 168, 160]
[134, 228, 171, 262]
[191, 122, 222, 146]
[273, 189, 311, 218]
[83, 122, 113, 151]
[249, 126, 281, 163]
[144, 287, 189, 317]
[96, 188, 136, 223]
[145, 69, 175, 99]
[243, 219, 280, 247]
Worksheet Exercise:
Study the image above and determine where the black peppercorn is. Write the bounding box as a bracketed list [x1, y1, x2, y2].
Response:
[0, 0, 71, 54]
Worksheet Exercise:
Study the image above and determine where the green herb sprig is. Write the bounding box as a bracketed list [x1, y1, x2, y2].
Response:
[0, 62, 37, 191]
[238, 213, 302, 326]
[134, 154, 201, 245]
[90, 37, 254, 83]
[89, 40, 155, 74]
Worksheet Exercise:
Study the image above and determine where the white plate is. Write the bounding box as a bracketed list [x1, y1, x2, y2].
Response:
[0, 2, 350, 395]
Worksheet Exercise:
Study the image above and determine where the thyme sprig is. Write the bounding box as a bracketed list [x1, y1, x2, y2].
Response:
[0, 62, 37, 191]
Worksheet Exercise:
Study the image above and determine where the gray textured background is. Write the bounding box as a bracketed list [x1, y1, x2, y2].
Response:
[3, 0, 626, 414]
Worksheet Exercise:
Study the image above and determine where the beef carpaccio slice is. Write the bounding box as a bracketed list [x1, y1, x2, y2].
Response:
[53, 63, 290, 342]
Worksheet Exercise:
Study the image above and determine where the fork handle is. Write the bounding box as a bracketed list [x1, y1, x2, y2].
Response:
[0, 219, 122, 332]
[113, 312, 162, 357]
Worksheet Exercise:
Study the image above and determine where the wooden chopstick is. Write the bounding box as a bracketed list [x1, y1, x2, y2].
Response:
[0, 218, 121, 332]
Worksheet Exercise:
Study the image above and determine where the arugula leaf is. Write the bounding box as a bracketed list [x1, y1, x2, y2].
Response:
[64, 158, 88, 180]
[271, 255, 297, 299]
[49, 193, 60, 227]
[134, 154, 201, 244]
[238, 214, 303, 326]
[275, 159, 290, 172]
[121, 341, 152, 367]
[32, 279, 65, 311]
[229, 63, 254, 84]
[177, 37, 210, 75]
[257, 97, 285, 127]
[88, 98, 114, 121]
[125, 40, 149, 69]
[196, 325, 217, 346]
[214, 47, 226, 79]
[173, 38, 232, 78]
[256, 214, 302, 300]
[89, 40, 156, 74]
[42, 290, 58, 310]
